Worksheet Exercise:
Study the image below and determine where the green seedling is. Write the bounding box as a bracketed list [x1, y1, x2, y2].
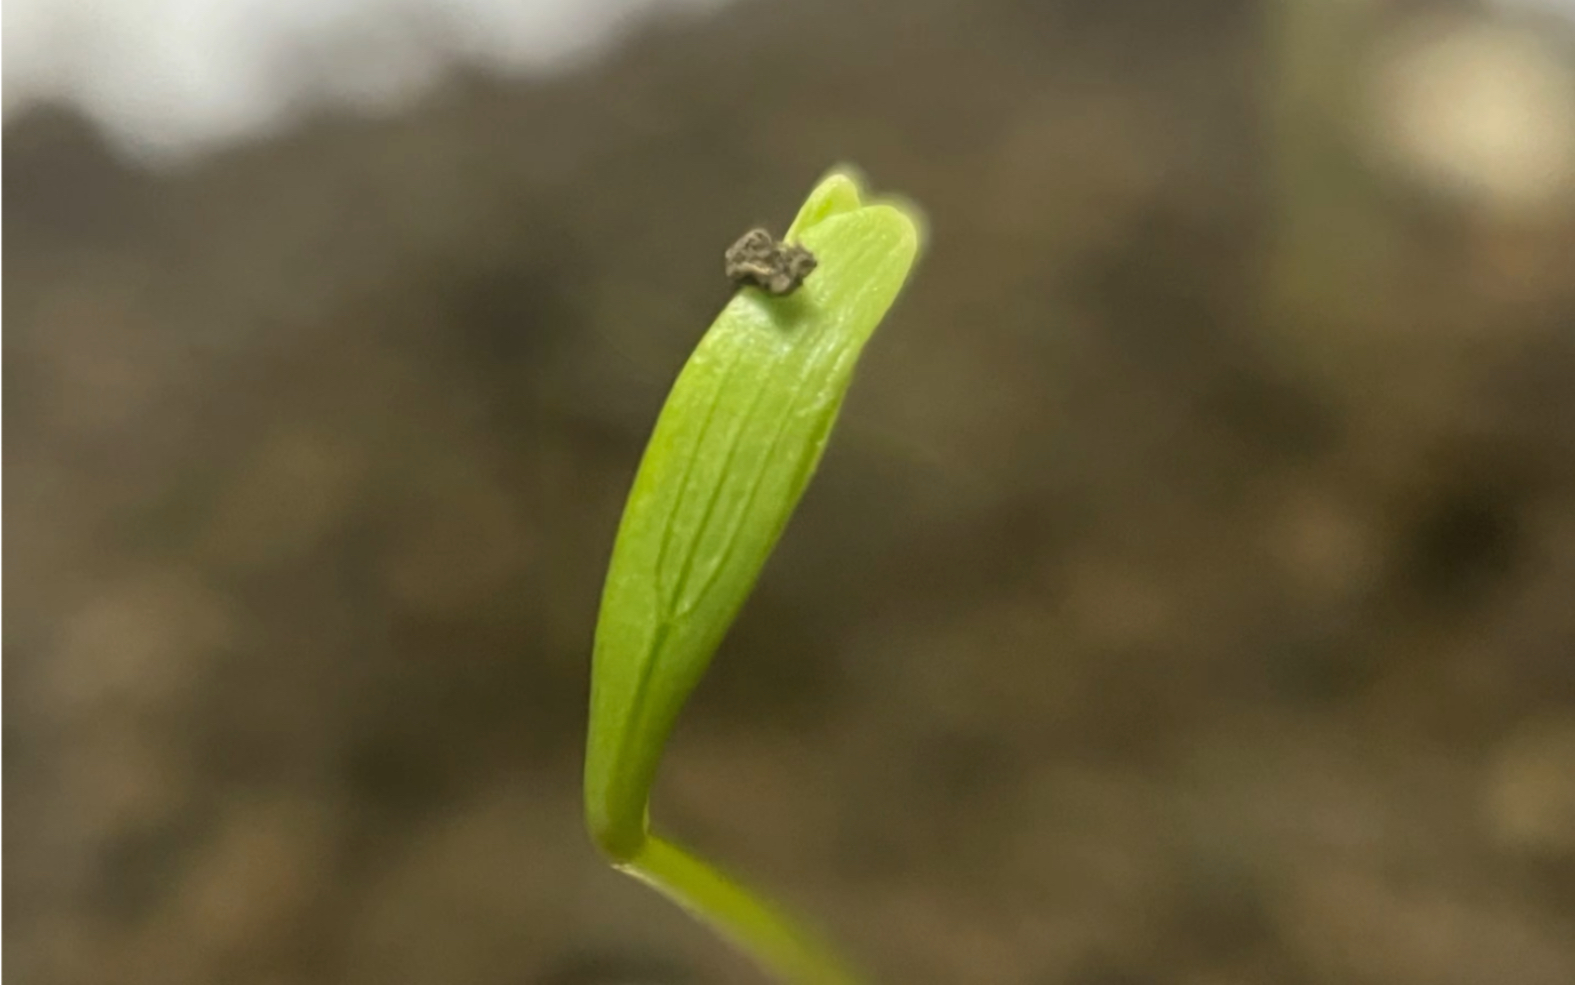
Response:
[584, 168, 923, 983]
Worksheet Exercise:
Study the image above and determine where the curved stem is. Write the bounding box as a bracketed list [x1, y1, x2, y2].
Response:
[620, 833, 867, 985]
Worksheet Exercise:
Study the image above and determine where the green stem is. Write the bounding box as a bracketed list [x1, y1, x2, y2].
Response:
[620, 833, 867, 985]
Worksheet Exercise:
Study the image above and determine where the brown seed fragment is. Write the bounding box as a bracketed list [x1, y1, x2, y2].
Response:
[724, 227, 818, 296]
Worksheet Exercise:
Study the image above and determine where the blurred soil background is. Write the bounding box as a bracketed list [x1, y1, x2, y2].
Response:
[6, 0, 1575, 982]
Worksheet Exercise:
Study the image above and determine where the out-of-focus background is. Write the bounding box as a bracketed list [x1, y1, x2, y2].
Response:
[6, 0, 1575, 982]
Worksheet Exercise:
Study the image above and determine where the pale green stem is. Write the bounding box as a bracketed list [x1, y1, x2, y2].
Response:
[620, 834, 867, 985]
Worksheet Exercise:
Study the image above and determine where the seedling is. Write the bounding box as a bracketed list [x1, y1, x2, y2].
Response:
[584, 168, 923, 983]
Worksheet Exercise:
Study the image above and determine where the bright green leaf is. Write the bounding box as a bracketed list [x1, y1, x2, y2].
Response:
[582, 167, 922, 984]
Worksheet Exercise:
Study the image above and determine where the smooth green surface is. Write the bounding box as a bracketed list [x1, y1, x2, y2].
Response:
[583, 169, 921, 983]
[622, 835, 863, 985]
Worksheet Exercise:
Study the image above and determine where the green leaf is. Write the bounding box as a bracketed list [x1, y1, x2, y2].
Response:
[585, 169, 921, 861]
